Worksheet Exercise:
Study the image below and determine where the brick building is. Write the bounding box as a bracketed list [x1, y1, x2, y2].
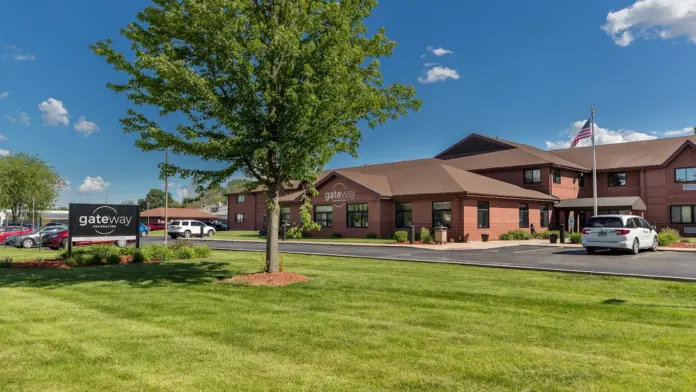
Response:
[228, 133, 696, 239]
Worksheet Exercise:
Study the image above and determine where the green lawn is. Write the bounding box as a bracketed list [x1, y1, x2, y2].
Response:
[0, 247, 61, 261]
[0, 251, 695, 390]
[209, 230, 397, 244]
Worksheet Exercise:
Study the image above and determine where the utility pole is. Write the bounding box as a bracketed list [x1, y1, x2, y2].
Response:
[164, 148, 169, 246]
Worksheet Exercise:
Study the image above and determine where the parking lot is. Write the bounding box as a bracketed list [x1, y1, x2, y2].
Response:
[142, 237, 696, 281]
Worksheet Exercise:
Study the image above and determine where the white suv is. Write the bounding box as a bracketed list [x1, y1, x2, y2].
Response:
[582, 215, 658, 255]
[168, 220, 216, 239]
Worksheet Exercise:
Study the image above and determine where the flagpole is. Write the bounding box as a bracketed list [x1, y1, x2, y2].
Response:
[591, 106, 598, 217]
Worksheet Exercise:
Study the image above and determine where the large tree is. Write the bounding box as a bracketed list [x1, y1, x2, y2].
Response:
[138, 188, 178, 211]
[92, 0, 420, 272]
[0, 153, 64, 221]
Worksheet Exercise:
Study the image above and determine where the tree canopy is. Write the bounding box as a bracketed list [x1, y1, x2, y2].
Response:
[0, 153, 64, 221]
[92, 0, 420, 272]
[137, 188, 178, 211]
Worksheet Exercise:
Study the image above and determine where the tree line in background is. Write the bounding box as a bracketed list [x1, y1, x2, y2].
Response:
[124, 179, 248, 211]
[0, 153, 63, 220]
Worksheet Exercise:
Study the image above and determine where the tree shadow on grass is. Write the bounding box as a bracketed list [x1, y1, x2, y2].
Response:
[0, 262, 234, 288]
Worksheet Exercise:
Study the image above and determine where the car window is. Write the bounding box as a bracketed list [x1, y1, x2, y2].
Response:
[191, 222, 203, 227]
[587, 217, 624, 228]
[171, 221, 181, 226]
[640, 218, 651, 229]
[626, 219, 637, 228]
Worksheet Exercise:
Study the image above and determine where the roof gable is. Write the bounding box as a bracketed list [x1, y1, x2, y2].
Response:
[435, 134, 515, 160]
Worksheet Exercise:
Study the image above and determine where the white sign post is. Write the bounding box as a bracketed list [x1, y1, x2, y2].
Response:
[569, 215, 575, 233]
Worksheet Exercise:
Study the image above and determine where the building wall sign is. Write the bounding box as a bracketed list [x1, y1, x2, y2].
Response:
[683, 184, 696, 191]
[324, 183, 356, 207]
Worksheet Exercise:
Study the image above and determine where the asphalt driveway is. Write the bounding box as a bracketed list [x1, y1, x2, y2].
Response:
[142, 237, 696, 281]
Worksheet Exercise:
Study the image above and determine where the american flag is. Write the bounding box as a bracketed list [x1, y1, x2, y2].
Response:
[571, 119, 592, 148]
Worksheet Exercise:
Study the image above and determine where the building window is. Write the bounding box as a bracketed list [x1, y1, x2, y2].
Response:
[540, 205, 549, 228]
[524, 169, 541, 184]
[280, 207, 291, 224]
[395, 203, 412, 228]
[519, 204, 529, 228]
[347, 204, 369, 228]
[607, 172, 626, 187]
[432, 201, 452, 228]
[314, 205, 333, 228]
[477, 201, 489, 229]
[671, 205, 694, 224]
[235, 213, 245, 223]
[578, 173, 585, 187]
[553, 169, 561, 184]
[675, 167, 696, 183]
[236, 194, 245, 203]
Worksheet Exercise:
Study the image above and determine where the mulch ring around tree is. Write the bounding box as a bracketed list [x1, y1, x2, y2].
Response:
[220, 272, 310, 287]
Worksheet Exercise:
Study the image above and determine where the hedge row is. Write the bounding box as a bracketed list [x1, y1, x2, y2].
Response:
[60, 240, 212, 267]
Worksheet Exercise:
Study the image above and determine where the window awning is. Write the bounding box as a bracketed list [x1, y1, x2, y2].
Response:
[554, 197, 647, 211]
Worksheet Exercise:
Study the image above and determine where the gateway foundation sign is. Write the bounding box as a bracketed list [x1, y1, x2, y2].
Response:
[324, 183, 356, 207]
[69, 203, 140, 242]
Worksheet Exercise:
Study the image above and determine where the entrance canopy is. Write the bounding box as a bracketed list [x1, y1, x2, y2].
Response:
[554, 197, 647, 211]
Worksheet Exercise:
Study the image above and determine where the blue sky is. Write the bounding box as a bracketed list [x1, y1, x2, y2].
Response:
[1, 0, 695, 206]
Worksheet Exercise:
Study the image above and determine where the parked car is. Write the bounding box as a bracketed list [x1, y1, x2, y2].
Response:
[6, 225, 67, 248]
[147, 222, 166, 231]
[167, 220, 216, 239]
[43, 230, 135, 250]
[0, 226, 33, 244]
[215, 222, 228, 231]
[582, 215, 658, 255]
[23, 223, 40, 231]
[44, 222, 68, 228]
[139, 223, 150, 237]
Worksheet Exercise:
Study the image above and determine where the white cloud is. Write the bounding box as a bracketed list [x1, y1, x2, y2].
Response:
[3, 44, 35, 61]
[176, 187, 190, 201]
[603, 0, 696, 46]
[545, 120, 658, 149]
[424, 62, 439, 67]
[39, 98, 69, 126]
[14, 54, 36, 61]
[78, 176, 110, 193]
[418, 66, 460, 84]
[5, 110, 31, 125]
[664, 127, 694, 136]
[0, 92, 9, 99]
[0, 134, 6, 142]
[0, 149, 10, 157]
[74, 116, 100, 136]
[426, 46, 454, 56]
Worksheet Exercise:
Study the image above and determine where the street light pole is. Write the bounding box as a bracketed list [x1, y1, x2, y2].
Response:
[164, 148, 169, 246]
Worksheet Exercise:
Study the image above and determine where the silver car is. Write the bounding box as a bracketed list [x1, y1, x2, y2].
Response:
[6, 225, 68, 248]
[167, 220, 216, 239]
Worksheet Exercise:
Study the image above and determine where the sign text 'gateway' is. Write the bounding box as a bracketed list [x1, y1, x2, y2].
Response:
[324, 183, 356, 207]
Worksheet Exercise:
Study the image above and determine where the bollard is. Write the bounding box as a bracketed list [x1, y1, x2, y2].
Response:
[410, 225, 415, 244]
[560, 224, 565, 244]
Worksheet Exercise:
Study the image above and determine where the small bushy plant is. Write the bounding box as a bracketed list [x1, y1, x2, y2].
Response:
[393, 231, 408, 243]
[174, 246, 197, 260]
[420, 227, 432, 244]
[0, 257, 12, 268]
[658, 228, 681, 246]
[193, 245, 212, 258]
[132, 249, 146, 264]
[569, 232, 582, 244]
[365, 233, 378, 239]
[499, 229, 532, 240]
[286, 227, 303, 240]
[143, 244, 175, 261]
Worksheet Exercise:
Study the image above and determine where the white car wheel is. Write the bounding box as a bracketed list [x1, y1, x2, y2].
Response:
[207, 230, 215, 237]
[631, 239, 640, 255]
[141, 230, 148, 237]
[184, 230, 191, 238]
[651, 237, 658, 251]
[22, 238, 34, 249]
[116, 239, 127, 247]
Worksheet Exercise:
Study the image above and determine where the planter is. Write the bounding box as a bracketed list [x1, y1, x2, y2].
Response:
[481, 233, 489, 242]
[550, 234, 558, 244]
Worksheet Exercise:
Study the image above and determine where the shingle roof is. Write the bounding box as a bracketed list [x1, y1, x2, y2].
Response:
[141, 208, 218, 219]
[550, 136, 696, 170]
[555, 197, 647, 211]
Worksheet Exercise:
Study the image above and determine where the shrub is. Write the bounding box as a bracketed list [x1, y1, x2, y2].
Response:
[143, 245, 175, 261]
[331, 232, 343, 239]
[569, 233, 582, 244]
[499, 229, 532, 240]
[365, 233, 378, 239]
[171, 238, 193, 250]
[132, 249, 146, 264]
[174, 246, 197, 260]
[194, 245, 212, 258]
[420, 227, 432, 244]
[0, 257, 12, 268]
[286, 227, 303, 240]
[393, 231, 408, 243]
[658, 228, 681, 246]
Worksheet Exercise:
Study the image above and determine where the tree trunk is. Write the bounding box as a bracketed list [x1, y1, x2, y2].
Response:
[265, 187, 281, 273]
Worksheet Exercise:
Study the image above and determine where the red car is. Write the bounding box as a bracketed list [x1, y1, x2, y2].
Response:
[44, 230, 135, 250]
[147, 222, 166, 231]
[0, 226, 33, 243]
